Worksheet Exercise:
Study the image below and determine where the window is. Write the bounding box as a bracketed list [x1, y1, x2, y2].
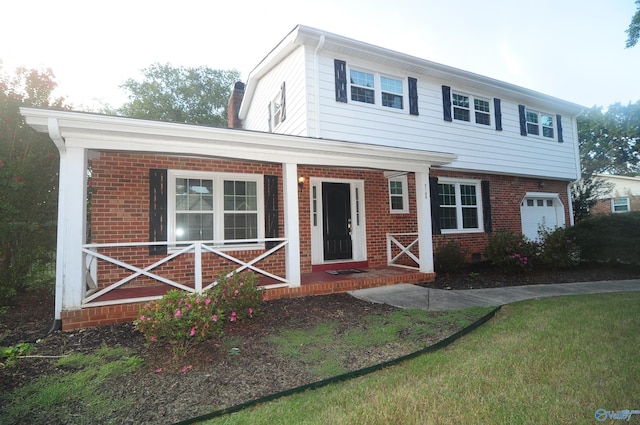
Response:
[388, 175, 408, 213]
[437, 179, 483, 232]
[524, 108, 555, 139]
[350, 69, 375, 104]
[169, 171, 263, 245]
[612, 197, 630, 213]
[269, 82, 286, 131]
[381, 76, 403, 109]
[451, 91, 491, 126]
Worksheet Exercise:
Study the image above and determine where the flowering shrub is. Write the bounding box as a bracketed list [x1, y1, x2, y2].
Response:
[134, 290, 224, 356]
[485, 230, 537, 273]
[134, 271, 263, 356]
[537, 226, 580, 269]
[211, 271, 263, 322]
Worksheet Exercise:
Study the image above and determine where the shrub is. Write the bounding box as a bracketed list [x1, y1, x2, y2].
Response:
[566, 212, 640, 264]
[485, 230, 537, 273]
[537, 226, 580, 269]
[134, 271, 264, 356]
[434, 240, 467, 273]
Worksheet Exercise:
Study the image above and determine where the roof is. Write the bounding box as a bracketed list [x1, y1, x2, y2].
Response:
[239, 25, 585, 119]
[20, 107, 457, 173]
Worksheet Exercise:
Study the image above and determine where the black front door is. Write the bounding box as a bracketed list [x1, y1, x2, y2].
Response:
[322, 182, 352, 261]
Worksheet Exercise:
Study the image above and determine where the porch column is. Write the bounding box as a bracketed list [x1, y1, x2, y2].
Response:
[282, 163, 301, 286]
[415, 171, 435, 273]
[55, 146, 88, 319]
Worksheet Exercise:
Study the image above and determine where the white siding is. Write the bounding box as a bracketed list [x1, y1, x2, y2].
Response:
[313, 54, 580, 181]
[243, 46, 309, 136]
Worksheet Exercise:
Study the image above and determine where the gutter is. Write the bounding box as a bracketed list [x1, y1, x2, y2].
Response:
[313, 35, 326, 138]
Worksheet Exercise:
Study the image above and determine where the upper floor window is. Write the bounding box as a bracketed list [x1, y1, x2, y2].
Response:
[168, 171, 263, 245]
[388, 175, 409, 213]
[519, 105, 562, 141]
[268, 82, 286, 132]
[449, 90, 491, 127]
[437, 179, 483, 233]
[335, 60, 418, 115]
[612, 197, 630, 213]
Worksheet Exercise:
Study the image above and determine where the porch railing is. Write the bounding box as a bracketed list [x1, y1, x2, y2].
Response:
[386, 232, 420, 270]
[81, 238, 288, 307]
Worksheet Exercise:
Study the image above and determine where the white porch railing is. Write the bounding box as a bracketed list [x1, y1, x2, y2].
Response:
[386, 232, 420, 270]
[81, 238, 288, 307]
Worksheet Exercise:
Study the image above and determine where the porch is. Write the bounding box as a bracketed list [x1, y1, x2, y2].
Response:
[60, 265, 434, 330]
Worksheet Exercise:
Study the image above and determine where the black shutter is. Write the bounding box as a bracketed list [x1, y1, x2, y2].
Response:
[334, 59, 347, 103]
[518, 105, 527, 136]
[280, 82, 286, 122]
[494, 98, 502, 131]
[264, 175, 279, 249]
[429, 177, 441, 235]
[481, 180, 492, 233]
[556, 114, 563, 142]
[408, 77, 419, 116]
[442, 86, 452, 122]
[149, 169, 168, 255]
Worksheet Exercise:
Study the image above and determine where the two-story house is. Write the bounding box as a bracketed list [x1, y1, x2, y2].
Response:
[21, 25, 583, 330]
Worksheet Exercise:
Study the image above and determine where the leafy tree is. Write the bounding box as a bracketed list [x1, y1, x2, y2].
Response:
[573, 101, 640, 220]
[116, 63, 240, 127]
[0, 63, 65, 302]
[626, 0, 640, 48]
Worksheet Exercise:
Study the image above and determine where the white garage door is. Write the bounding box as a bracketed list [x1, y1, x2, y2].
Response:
[520, 195, 565, 240]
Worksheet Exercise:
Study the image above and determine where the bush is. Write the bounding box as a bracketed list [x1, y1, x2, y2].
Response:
[537, 226, 580, 269]
[434, 240, 467, 273]
[566, 212, 640, 264]
[485, 230, 537, 273]
[134, 271, 263, 356]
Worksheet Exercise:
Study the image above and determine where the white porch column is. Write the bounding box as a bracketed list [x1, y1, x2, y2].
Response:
[55, 146, 88, 318]
[415, 171, 435, 273]
[282, 163, 301, 286]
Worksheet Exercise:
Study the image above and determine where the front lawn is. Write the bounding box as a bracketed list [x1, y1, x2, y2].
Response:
[205, 292, 640, 425]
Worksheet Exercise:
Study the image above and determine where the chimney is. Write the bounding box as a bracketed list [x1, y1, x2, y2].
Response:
[227, 81, 245, 129]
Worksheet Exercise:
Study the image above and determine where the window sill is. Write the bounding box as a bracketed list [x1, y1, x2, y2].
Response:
[440, 228, 485, 235]
[168, 242, 266, 254]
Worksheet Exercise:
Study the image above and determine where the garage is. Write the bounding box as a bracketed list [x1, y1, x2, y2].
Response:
[520, 193, 566, 240]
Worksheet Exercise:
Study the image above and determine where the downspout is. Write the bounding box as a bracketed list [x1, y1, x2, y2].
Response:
[47, 118, 65, 334]
[567, 110, 585, 227]
[313, 35, 325, 138]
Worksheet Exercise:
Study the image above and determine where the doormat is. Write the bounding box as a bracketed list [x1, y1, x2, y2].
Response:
[325, 269, 366, 275]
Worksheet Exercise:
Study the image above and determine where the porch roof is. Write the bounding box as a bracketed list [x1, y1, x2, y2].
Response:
[20, 107, 456, 173]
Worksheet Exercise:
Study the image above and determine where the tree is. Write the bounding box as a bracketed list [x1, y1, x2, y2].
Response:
[572, 101, 640, 220]
[0, 63, 66, 302]
[626, 0, 640, 48]
[117, 63, 241, 127]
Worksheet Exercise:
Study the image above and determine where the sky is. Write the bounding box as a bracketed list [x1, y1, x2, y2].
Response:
[1, 0, 639, 111]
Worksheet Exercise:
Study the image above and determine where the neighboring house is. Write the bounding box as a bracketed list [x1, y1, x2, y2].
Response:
[591, 174, 640, 214]
[21, 25, 583, 330]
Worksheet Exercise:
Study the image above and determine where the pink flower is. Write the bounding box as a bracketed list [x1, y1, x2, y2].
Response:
[234, 289, 239, 295]
[212, 314, 218, 322]
[150, 336, 156, 342]
[190, 328, 196, 336]
[230, 311, 237, 322]
[205, 298, 211, 306]
[248, 308, 254, 317]
[181, 365, 193, 373]
[139, 315, 146, 321]
[155, 368, 162, 373]
[196, 297, 200, 304]
[174, 309, 182, 318]
[263, 295, 268, 301]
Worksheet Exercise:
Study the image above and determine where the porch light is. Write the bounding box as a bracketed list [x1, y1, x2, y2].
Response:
[298, 176, 305, 187]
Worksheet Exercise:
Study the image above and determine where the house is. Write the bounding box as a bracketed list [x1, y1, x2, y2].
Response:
[591, 174, 640, 214]
[20, 25, 583, 330]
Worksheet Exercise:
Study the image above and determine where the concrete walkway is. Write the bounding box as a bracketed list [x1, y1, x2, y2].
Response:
[349, 279, 640, 311]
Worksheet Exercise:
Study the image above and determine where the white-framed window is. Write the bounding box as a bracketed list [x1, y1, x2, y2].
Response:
[526, 109, 555, 139]
[452, 92, 491, 126]
[388, 175, 409, 213]
[168, 170, 264, 246]
[612, 197, 630, 213]
[437, 179, 483, 233]
[349, 68, 404, 110]
[269, 82, 286, 131]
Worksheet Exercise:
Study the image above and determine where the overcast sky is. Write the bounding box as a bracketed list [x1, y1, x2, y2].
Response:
[2, 0, 638, 110]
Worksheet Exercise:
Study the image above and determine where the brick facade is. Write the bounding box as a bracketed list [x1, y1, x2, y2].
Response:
[591, 195, 640, 215]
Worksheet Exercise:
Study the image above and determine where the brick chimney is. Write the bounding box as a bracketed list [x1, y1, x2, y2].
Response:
[227, 81, 245, 128]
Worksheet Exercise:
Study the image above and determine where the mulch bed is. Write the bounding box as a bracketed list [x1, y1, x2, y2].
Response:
[1, 262, 638, 424]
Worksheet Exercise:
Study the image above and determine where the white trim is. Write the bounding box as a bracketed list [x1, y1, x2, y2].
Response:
[436, 177, 484, 234]
[388, 174, 409, 214]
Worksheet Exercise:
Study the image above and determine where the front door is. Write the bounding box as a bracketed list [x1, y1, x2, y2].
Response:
[322, 182, 352, 260]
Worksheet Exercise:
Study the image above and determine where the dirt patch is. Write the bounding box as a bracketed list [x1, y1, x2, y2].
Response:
[1, 262, 638, 424]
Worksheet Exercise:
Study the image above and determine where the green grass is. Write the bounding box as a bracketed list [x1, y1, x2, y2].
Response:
[0, 346, 142, 425]
[205, 292, 640, 425]
[267, 307, 490, 378]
